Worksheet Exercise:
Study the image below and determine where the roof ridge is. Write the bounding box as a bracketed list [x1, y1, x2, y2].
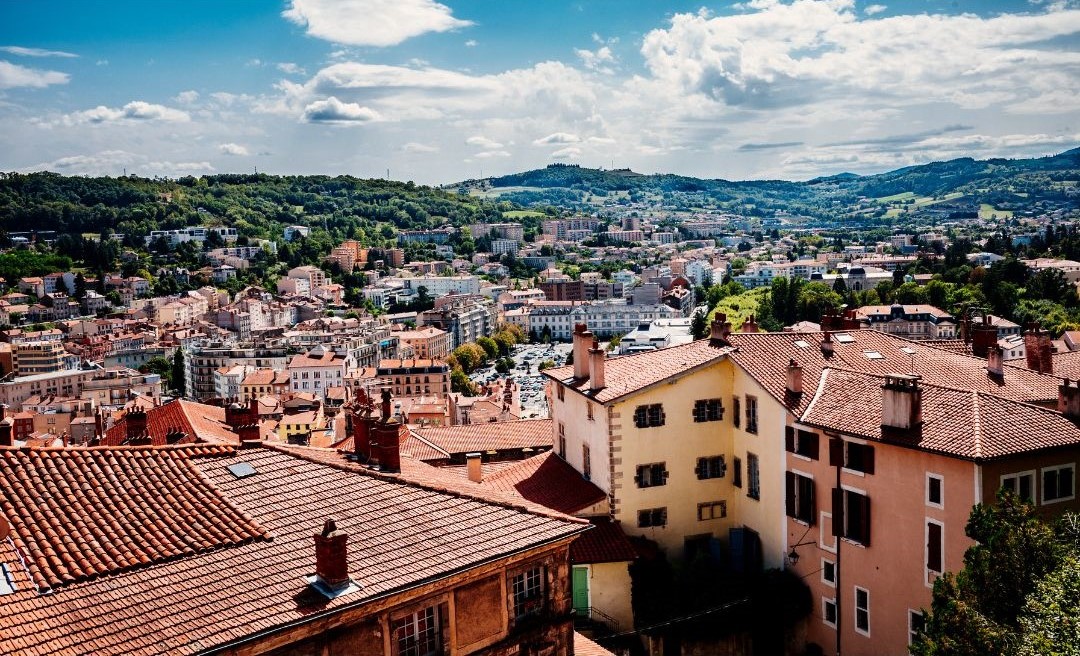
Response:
[262, 443, 587, 525]
[406, 429, 452, 458]
[800, 367, 832, 422]
[971, 390, 983, 460]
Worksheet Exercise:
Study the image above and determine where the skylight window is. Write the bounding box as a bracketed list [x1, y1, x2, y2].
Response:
[226, 462, 257, 478]
[900, 347, 916, 355]
[863, 350, 885, 360]
[794, 340, 811, 348]
[835, 333, 856, 344]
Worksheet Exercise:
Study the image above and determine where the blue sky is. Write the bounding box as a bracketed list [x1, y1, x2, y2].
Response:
[1, 0, 1078, 183]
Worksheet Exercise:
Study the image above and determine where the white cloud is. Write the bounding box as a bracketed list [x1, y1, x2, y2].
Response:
[0, 46, 78, 58]
[219, 142, 250, 156]
[474, 149, 510, 158]
[277, 62, 305, 75]
[21, 150, 214, 177]
[301, 96, 382, 123]
[465, 39, 478, 47]
[551, 146, 582, 159]
[575, 45, 616, 73]
[864, 4, 886, 15]
[175, 90, 200, 104]
[50, 101, 190, 126]
[533, 132, 581, 145]
[282, 0, 472, 47]
[0, 60, 69, 89]
[402, 142, 439, 153]
[466, 135, 503, 149]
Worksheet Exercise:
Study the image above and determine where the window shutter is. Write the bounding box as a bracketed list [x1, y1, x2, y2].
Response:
[860, 495, 871, 546]
[785, 427, 795, 453]
[927, 522, 942, 572]
[662, 469, 669, 483]
[785, 472, 796, 518]
[807, 480, 817, 525]
[694, 458, 704, 479]
[863, 445, 875, 475]
[805, 432, 820, 460]
[829, 438, 844, 467]
[634, 471, 642, 486]
[832, 488, 845, 537]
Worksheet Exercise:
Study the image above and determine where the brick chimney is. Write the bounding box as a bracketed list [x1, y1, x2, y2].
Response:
[1058, 380, 1080, 418]
[821, 331, 834, 358]
[986, 344, 1004, 378]
[588, 338, 606, 392]
[572, 324, 593, 380]
[709, 313, 732, 344]
[466, 452, 483, 483]
[971, 315, 998, 359]
[786, 359, 803, 395]
[1039, 332, 1054, 375]
[0, 417, 12, 447]
[313, 518, 350, 591]
[369, 420, 408, 472]
[881, 374, 922, 430]
[741, 314, 759, 333]
[1024, 323, 1042, 371]
[125, 409, 148, 442]
[351, 411, 373, 460]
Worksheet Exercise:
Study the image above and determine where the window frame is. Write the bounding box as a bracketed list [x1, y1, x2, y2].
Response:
[909, 609, 925, 647]
[747, 453, 760, 500]
[733, 396, 741, 428]
[633, 403, 666, 429]
[638, 507, 668, 528]
[926, 517, 944, 587]
[693, 398, 725, 423]
[509, 565, 546, 621]
[697, 500, 727, 521]
[822, 596, 837, 629]
[733, 456, 743, 489]
[745, 395, 759, 434]
[786, 469, 816, 524]
[695, 455, 726, 480]
[821, 558, 836, 587]
[834, 485, 871, 546]
[1001, 470, 1035, 502]
[635, 462, 668, 488]
[582, 443, 591, 480]
[391, 603, 443, 656]
[926, 473, 944, 509]
[1041, 463, 1076, 505]
[819, 511, 836, 553]
[854, 586, 871, 637]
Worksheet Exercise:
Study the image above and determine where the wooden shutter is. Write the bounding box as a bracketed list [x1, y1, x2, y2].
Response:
[829, 438, 844, 467]
[804, 432, 820, 460]
[807, 479, 817, 525]
[785, 471, 796, 518]
[863, 445, 875, 475]
[927, 522, 942, 572]
[860, 495, 871, 546]
[785, 427, 795, 453]
[832, 488, 845, 537]
[694, 458, 704, 479]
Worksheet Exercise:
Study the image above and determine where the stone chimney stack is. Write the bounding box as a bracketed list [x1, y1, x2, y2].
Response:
[588, 338, 606, 392]
[741, 314, 759, 333]
[709, 313, 732, 344]
[572, 324, 593, 380]
[313, 518, 350, 591]
[786, 359, 803, 395]
[1039, 332, 1054, 375]
[466, 452, 483, 483]
[369, 420, 408, 472]
[821, 331, 834, 358]
[881, 374, 922, 430]
[1059, 380, 1080, 418]
[986, 344, 1005, 378]
[971, 315, 998, 359]
[352, 410, 373, 460]
[0, 416, 12, 448]
[125, 409, 148, 443]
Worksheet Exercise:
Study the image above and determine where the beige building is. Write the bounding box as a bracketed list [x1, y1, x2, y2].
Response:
[377, 358, 451, 398]
[394, 326, 451, 360]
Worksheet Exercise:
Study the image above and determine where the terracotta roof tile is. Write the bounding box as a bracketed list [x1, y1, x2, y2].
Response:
[574, 632, 617, 656]
[414, 419, 554, 455]
[483, 451, 607, 515]
[104, 400, 239, 446]
[543, 340, 734, 404]
[569, 518, 636, 564]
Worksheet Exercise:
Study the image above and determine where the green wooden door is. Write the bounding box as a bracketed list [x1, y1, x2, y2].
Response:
[572, 566, 589, 615]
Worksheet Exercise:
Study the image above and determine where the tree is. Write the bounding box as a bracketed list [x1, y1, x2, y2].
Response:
[691, 309, 709, 340]
[73, 273, 87, 300]
[139, 356, 174, 390]
[54, 275, 69, 296]
[476, 336, 499, 360]
[450, 369, 476, 395]
[1017, 553, 1080, 656]
[171, 349, 186, 396]
[796, 282, 842, 323]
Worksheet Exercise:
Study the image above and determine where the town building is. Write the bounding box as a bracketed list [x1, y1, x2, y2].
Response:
[287, 344, 350, 398]
[376, 358, 451, 398]
[854, 304, 957, 340]
[394, 326, 451, 360]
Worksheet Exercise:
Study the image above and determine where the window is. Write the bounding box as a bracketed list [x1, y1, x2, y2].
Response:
[695, 455, 726, 480]
[638, 507, 667, 528]
[733, 396, 741, 428]
[745, 395, 758, 434]
[926, 519, 944, 579]
[833, 487, 871, 546]
[909, 610, 925, 646]
[823, 597, 837, 628]
[558, 423, 566, 458]
[786, 471, 816, 524]
[733, 456, 743, 488]
[747, 453, 760, 500]
[582, 444, 591, 480]
[1042, 464, 1075, 504]
[821, 558, 835, 587]
[510, 566, 545, 619]
[392, 605, 442, 656]
[693, 399, 724, 422]
[586, 402, 594, 420]
[633, 403, 665, 428]
[785, 428, 820, 460]
[697, 501, 727, 521]
[635, 463, 668, 488]
[927, 473, 944, 508]
[1001, 471, 1035, 502]
[557, 385, 564, 401]
[855, 587, 870, 636]
[819, 511, 836, 553]
[829, 438, 875, 475]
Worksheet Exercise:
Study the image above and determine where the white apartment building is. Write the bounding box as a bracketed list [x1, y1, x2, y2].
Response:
[401, 275, 480, 297]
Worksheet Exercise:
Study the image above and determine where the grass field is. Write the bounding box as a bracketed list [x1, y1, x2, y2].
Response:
[705, 287, 769, 328]
[979, 203, 1014, 219]
[502, 209, 546, 218]
[876, 192, 916, 203]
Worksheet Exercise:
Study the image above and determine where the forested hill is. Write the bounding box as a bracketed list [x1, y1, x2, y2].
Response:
[453, 148, 1080, 217]
[0, 173, 521, 245]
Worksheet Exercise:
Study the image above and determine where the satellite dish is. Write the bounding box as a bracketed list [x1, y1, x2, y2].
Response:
[0, 515, 9, 541]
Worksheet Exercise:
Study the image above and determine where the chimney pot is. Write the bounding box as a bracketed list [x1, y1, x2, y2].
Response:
[466, 452, 483, 483]
[1059, 379, 1080, 418]
[709, 313, 732, 344]
[786, 359, 803, 395]
[821, 331, 834, 357]
[881, 374, 922, 430]
[313, 518, 350, 591]
[588, 342, 606, 392]
[572, 324, 593, 380]
[986, 344, 1005, 377]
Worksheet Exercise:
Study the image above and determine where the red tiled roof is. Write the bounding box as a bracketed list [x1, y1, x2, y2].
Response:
[800, 368, 1080, 460]
[104, 399, 239, 446]
[1052, 350, 1080, 380]
[483, 451, 607, 515]
[543, 339, 734, 404]
[574, 632, 617, 656]
[414, 418, 554, 455]
[569, 518, 637, 564]
[0, 444, 585, 655]
[922, 339, 975, 355]
[725, 330, 1062, 415]
[0, 444, 265, 592]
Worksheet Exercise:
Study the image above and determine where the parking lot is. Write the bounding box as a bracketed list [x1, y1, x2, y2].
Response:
[469, 341, 574, 418]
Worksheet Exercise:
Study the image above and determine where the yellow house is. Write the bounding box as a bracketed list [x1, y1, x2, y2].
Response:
[277, 406, 325, 443]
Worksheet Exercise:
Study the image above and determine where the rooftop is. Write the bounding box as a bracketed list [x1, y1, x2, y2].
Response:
[413, 418, 554, 455]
